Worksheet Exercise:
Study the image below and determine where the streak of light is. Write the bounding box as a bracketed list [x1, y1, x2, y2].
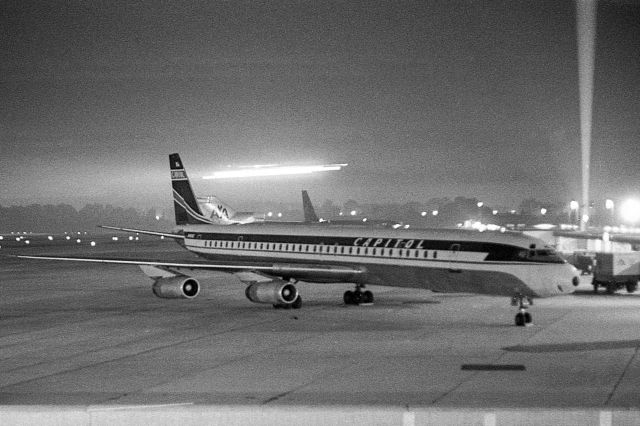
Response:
[203, 163, 348, 179]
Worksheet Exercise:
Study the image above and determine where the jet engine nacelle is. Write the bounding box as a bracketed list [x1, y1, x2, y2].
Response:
[245, 281, 298, 305]
[152, 277, 200, 299]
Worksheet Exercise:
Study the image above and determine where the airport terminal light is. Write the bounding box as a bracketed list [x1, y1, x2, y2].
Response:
[540, 208, 547, 215]
[421, 211, 427, 217]
[432, 210, 438, 216]
[492, 210, 498, 215]
[620, 199, 640, 224]
[605, 199, 614, 210]
[477, 202, 483, 208]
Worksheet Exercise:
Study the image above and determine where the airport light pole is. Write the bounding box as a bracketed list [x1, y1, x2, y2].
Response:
[570, 200, 579, 227]
[605, 199, 614, 225]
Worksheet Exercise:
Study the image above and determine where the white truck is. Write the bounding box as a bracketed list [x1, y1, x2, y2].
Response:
[592, 252, 640, 294]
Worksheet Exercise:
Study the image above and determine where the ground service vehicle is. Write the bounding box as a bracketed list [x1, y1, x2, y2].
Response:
[592, 252, 640, 294]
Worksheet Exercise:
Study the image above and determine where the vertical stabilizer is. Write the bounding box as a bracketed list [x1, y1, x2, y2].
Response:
[302, 190, 320, 222]
[170, 153, 211, 225]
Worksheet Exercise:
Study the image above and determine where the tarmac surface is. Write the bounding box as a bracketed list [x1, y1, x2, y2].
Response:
[2, 234, 640, 424]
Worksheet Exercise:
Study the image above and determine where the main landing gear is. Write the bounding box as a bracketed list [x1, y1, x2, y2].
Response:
[343, 285, 374, 305]
[511, 293, 533, 326]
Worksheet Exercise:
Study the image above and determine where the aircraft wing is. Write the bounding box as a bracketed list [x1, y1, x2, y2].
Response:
[14, 254, 364, 283]
[98, 225, 184, 239]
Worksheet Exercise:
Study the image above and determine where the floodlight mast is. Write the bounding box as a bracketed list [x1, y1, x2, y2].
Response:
[576, 0, 597, 231]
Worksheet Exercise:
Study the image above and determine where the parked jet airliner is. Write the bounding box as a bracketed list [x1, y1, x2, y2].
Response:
[18, 154, 580, 325]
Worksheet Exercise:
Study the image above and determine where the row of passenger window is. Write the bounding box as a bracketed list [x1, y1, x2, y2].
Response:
[201, 240, 440, 259]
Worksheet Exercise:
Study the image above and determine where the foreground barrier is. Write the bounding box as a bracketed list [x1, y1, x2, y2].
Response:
[1, 405, 639, 426]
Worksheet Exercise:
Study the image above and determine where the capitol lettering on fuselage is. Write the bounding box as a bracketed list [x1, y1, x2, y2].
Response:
[353, 237, 425, 249]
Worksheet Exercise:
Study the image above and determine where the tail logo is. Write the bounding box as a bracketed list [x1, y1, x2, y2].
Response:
[171, 170, 187, 180]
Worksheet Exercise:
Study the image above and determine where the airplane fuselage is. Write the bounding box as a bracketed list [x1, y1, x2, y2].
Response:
[181, 223, 579, 298]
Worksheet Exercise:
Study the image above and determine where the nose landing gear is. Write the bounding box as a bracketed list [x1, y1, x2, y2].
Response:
[511, 293, 533, 326]
[344, 285, 374, 305]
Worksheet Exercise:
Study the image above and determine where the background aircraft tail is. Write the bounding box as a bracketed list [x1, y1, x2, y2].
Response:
[302, 190, 320, 222]
[169, 153, 211, 225]
[197, 195, 238, 224]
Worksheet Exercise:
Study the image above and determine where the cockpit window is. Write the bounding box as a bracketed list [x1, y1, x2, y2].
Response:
[527, 248, 565, 263]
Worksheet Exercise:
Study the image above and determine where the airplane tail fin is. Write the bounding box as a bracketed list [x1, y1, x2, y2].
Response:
[197, 195, 237, 224]
[302, 190, 319, 222]
[169, 153, 211, 225]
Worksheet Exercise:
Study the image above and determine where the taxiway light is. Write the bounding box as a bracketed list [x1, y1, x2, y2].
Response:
[0, 236, 3, 240]
[47, 236, 53, 240]
[477, 202, 484, 208]
[421, 211, 427, 217]
[112, 236, 119, 241]
[432, 210, 438, 216]
[570, 200, 579, 211]
[16, 237, 21, 241]
[540, 208, 547, 215]
[492, 210, 498, 215]
[277, 213, 282, 218]
[129, 236, 134, 241]
[90, 241, 96, 247]
[65, 236, 71, 240]
[350, 210, 357, 216]
[76, 239, 81, 243]
[25, 240, 30, 244]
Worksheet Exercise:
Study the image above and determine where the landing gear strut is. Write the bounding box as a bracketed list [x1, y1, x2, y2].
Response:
[511, 293, 533, 326]
[343, 285, 374, 305]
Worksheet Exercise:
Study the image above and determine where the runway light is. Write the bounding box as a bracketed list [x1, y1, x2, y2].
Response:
[432, 210, 438, 216]
[25, 240, 30, 244]
[350, 210, 357, 216]
[129, 236, 134, 241]
[421, 211, 427, 217]
[277, 213, 282, 218]
[65, 236, 71, 240]
[76, 239, 81, 243]
[112, 236, 119, 241]
[47, 236, 53, 240]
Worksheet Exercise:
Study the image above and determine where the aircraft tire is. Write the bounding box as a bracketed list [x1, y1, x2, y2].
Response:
[343, 291, 354, 305]
[362, 290, 374, 304]
[524, 312, 532, 324]
[515, 313, 525, 326]
[626, 282, 638, 293]
[606, 282, 617, 295]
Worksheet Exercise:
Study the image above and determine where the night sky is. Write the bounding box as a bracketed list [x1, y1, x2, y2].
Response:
[2, 0, 639, 211]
